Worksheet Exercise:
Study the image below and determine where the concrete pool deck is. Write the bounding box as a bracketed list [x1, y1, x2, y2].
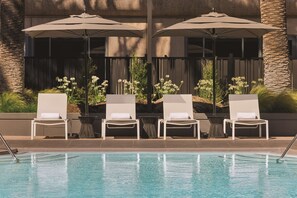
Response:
[1, 136, 297, 156]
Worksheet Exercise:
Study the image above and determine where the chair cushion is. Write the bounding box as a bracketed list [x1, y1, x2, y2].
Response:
[40, 113, 61, 119]
[169, 112, 190, 120]
[236, 112, 257, 120]
[111, 113, 131, 119]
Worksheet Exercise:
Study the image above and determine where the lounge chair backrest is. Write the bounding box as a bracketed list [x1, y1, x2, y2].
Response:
[37, 93, 68, 119]
[229, 94, 260, 120]
[106, 94, 136, 120]
[163, 94, 193, 119]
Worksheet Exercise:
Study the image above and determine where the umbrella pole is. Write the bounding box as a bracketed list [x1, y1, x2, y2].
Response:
[212, 36, 217, 114]
[84, 32, 89, 115]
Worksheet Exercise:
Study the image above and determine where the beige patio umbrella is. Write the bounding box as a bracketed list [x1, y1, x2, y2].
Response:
[23, 12, 142, 115]
[154, 11, 279, 113]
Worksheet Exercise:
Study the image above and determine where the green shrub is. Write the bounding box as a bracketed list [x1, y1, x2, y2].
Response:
[228, 76, 249, 94]
[0, 92, 26, 112]
[22, 89, 37, 112]
[39, 88, 61, 93]
[273, 91, 297, 113]
[194, 60, 223, 103]
[250, 85, 297, 113]
[56, 76, 81, 104]
[250, 85, 275, 113]
[88, 76, 108, 105]
[129, 55, 147, 100]
[0, 90, 38, 112]
[153, 75, 183, 100]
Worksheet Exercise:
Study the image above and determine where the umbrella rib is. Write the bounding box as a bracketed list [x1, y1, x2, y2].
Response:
[64, 30, 83, 37]
[184, 28, 263, 38]
[87, 29, 141, 37]
[32, 31, 46, 38]
[214, 28, 261, 38]
[185, 29, 214, 37]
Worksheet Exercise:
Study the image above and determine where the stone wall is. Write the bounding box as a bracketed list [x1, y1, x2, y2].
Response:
[0, 0, 24, 93]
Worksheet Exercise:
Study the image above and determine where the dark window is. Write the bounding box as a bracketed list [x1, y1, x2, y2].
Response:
[34, 38, 49, 57]
[34, 38, 105, 58]
[244, 38, 259, 58]
[188, 38, 260, 58]
[51, 38, 83, 58]
[216, 38, 241, 57]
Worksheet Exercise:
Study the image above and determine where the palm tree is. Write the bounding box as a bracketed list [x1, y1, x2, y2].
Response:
[260, 0, 291, 93]
[0, 0, 24, 93]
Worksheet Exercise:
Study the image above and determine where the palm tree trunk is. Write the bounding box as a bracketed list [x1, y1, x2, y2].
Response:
[260, 0, 291, 93]
[0, 0, 25, 93]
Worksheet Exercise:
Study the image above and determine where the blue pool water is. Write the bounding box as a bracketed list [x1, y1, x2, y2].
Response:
[0, 152, 297, 197]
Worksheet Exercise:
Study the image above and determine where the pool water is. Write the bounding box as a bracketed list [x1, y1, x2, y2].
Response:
[0, 152, 297, 198]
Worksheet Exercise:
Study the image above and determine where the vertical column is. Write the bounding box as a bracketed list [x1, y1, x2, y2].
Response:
[146, 0, 152, 110]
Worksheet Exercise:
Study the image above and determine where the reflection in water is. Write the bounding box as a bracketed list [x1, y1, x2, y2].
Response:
[101, 153, 141, 197]
[0, 153, 295, 197]
[30, 153, 69, 197]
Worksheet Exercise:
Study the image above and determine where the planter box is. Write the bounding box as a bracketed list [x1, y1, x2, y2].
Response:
[0, 113, 296, 137]
[0, 113, 81, 136]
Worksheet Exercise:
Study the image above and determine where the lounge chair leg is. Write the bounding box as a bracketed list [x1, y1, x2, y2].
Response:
[136, 120, 140, 140]
[34, 122, 37, 138]
[163, 121, 167, 140]
[259, 124, 262, 138]
[223, 119, 226, 135]
[232, 121, 235, 140]
[65, 120, 68, 140]
[157, 119, 161, 138]
[31, 120, 34, 140]
[266, 120, 269, 140]
[101, 120, 106, 140]
[193, 124, 196, 138]
[197, 120, 200, 140]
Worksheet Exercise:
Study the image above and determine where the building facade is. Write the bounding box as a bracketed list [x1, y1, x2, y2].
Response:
[1, 0, 297, 92]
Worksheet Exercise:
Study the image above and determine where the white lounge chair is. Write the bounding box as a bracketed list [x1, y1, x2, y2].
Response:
[223, 94, 269, 140]
[101, 94, 140, 140]
[157, 94, 200, 140]
[31, 93, 70, 140]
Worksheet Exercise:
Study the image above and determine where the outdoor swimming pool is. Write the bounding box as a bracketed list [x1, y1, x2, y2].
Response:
[0, 152, 296, 197]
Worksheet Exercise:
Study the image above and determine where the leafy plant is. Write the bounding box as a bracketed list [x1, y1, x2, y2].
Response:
[194, 79, 213, 101]
[40, 88, 61, 93]
[0, 92, 26, 112]
[251, 78, 264, 88]
[228, 76, 249, 94]
[88, 76, 108, 105]
[194, 60, 223, 103]
[153, 75, 183, 100]
[273, 91, 297, 113]
[129, 55, 147, 100]
[250, 85, 275, 112]
[56, 59, 108, 106]
[117, 79, 141, 96]
[250, 84, 297, 113]
[56, 76, 80, 104]
[22, 89, 37, 112]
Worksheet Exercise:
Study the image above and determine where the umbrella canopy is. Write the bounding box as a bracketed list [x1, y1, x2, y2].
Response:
[23, 13, 142, 115]
[154, 11, 279, 113]
[154, 11, 278, 38]
[23, 12, 142, 38]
